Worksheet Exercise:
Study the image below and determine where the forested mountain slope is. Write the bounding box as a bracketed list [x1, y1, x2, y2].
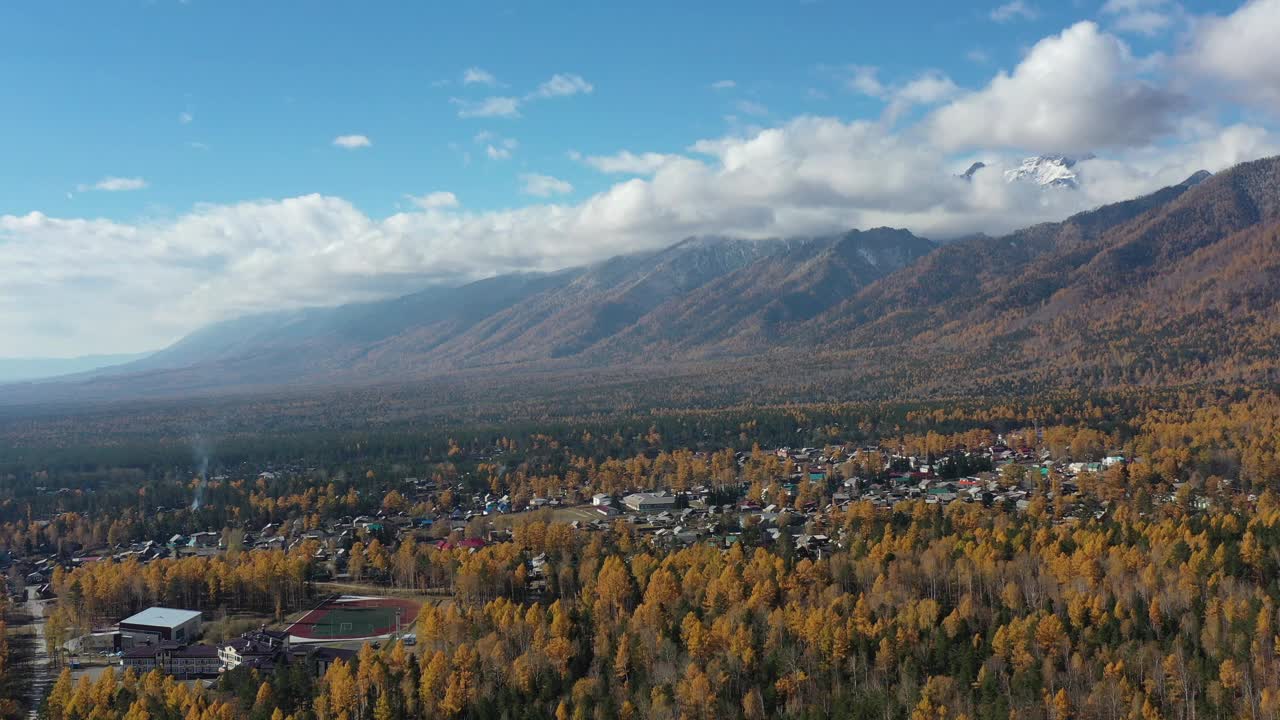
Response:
[6, 156, 1280, 405]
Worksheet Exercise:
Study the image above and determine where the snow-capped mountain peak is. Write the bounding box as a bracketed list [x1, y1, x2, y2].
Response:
[1003, 155, 1089, 189]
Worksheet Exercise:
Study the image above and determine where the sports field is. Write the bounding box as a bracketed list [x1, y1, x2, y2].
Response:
[287, 595, 421, 642]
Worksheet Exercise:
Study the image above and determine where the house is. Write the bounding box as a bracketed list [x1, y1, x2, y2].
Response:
[529, 553, 548, 576]
[310, 647, 358, 676]
[124, 643, 221, 678]
[220, 628, 356, 677]
[592, 493, 612, 507]
[220, 629, 290, 671]
[118, 607, 203, 647]
[188, 532, 220, 549]
[796, 534, 831, 556]
[623, 492, 677, 512]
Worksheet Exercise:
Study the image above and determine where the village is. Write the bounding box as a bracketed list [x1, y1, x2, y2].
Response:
[1, 434, 1201, 688]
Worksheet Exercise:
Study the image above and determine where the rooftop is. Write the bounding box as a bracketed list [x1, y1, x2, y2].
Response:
[120, 607, 203, 629]
[624, 492, 675, 501]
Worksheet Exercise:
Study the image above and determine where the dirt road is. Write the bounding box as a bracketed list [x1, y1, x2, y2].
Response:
[23, 587, 52, 719]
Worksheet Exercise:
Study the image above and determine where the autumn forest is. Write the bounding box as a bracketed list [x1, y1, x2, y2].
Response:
[0, 383, 1278, 720]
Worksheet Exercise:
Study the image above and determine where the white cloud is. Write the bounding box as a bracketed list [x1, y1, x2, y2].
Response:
[7, 113, 1273, 356]
[475, 131, 520, 152]
[1185, 0, 1280, 112]
[1067, 122, 1278, 201]
[520, 173, 574, 197]
[897, 72, 959, 105]
[462, 67, 499, 86]
[843, 67, 959, 124]
[530, 73, 593, 99]
[484, 137, 518, 160]
[76, 176, 148, 192]
[333, 134, 372, 149]
[575, 150, 675, 175]
[845, 65, 886, 97]
[6, 21, 1280, 356]
[883, 71, 959, 123]
[454, 74, 593, 119]
[453, 96, 522, 118]
[929, 22, 1183, 152]
[966, 49, 991, 64]
[711, 80, 736, 90]
[179, 111, 194, 124]
[990, 0, 1037, 22]
[1102, 0, 1178, 36]
[410, 191, 459, 209]
[736, 100, 769, 117]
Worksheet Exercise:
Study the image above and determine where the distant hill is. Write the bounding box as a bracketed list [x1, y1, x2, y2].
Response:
[6, 155, 1280, 406]
[0, 352, 151, 383]
[17, 229, 929, 398]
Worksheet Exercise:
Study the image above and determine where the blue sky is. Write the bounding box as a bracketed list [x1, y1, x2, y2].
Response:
[1, 0, 1170, 218]
[2, 0, 1279, 356]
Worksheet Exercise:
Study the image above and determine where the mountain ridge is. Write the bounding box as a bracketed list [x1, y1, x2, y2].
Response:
[0, 352, 153, 383]
[7, 158, 1280, 407]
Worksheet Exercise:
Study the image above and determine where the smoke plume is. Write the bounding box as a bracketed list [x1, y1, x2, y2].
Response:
[191, 433, 211, 511]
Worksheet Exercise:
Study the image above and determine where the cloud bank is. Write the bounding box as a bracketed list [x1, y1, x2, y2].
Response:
[2, 9, 1278, 356]
[929, 22, 1184, 153]
[1186, 0, 1280, 111]
[332, 134, 372, 149]
[76, 177, 149, 192]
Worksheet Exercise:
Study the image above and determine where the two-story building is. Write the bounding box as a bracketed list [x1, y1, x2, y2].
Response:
[118, 607, 203, 649]
[123, 643, 220, 678]
[219, 628, 291, 671]
[623, 491, 677, 512]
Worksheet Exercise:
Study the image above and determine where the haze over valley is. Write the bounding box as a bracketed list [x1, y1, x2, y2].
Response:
[4, 4, 1280, 720]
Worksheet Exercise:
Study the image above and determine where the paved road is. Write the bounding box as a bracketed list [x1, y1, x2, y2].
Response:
[23, 587, 52, 719]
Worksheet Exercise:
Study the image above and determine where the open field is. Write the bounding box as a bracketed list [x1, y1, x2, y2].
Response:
[487, 505, 606, 530]
[286, 596, 421, 643]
